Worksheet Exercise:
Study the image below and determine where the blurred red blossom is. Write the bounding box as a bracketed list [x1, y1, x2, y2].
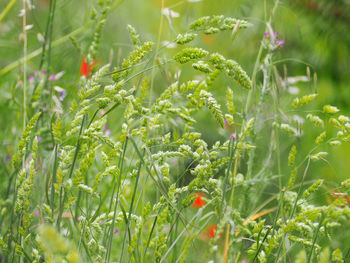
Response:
[208, 224, 218, 238]
[191, 192, 206, 208]
[80, 56, 97, 77]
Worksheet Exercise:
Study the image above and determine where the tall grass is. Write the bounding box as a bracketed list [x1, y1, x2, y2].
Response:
[0, 0, 350, 262]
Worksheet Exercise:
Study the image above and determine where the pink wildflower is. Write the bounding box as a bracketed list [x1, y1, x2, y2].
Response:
[277, 40, 285, 47]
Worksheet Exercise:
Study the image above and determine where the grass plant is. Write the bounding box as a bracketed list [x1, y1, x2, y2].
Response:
[0, 0, 350, 262]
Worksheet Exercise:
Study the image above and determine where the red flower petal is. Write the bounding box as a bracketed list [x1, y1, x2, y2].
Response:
[208, 224, 217, 238]
[191, 192, 206, 208]
[80, 56, 98, 77]
[80, 57, 89, 76]
[208, 224, 223, 239]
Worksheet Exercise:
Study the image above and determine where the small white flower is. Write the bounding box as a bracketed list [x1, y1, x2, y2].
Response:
[54, 86, 65, 93]
[162, 41, 177, 49]
[37, 33, 45, 43]
[161, 8, 180, 18]
[24, 24, 33, 31]
[293, 115, 304, 124]
[19, 9, 25, 17]
[55, 71, 65, 80]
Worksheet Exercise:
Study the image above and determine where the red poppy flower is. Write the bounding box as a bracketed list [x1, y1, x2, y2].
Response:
[191, 192, 206, 208]
[208, 224, 218, 238]
[207, 224, 223, 239]
[197, 224, 223, 240]
[80, 56, 96, 77]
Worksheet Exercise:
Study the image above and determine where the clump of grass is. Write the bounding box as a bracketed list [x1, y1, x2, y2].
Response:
[1, 0, 350, 262]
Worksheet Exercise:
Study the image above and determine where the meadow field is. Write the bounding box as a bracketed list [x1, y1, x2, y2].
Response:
[1, 0, 350, 262]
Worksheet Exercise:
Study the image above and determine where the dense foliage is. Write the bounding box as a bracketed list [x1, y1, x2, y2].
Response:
[1, 0, 350, 262]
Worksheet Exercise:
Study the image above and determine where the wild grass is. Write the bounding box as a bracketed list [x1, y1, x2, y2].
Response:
[0, 0, 350, 262]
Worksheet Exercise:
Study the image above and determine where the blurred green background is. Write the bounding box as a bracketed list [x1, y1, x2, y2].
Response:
[1, 0, 350, 202]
